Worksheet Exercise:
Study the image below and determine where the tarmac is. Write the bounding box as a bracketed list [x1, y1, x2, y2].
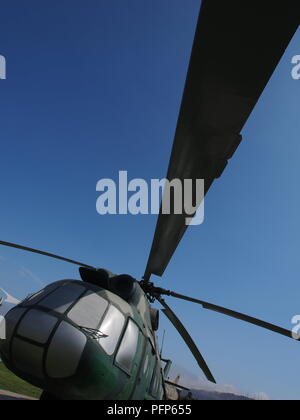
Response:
[0, 389, 37, 400]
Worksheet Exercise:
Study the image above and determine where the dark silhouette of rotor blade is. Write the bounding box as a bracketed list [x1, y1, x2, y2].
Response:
[166, 291, 300, 341]
[144, 0, 299, 280]
[0, 240, 94, 269]
[158, 297, 216, 383]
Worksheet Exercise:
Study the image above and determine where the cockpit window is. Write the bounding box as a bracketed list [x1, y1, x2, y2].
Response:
[115, 319, 139, 374]
[39, 283, 86, 314]
[67, 291, 108, 330]
[150, 362, 161, 397]
[98, 305, 125, 355]
[22, 282, 60, 306]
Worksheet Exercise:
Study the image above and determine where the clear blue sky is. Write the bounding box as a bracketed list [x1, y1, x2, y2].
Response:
[0, 0, 299, 400]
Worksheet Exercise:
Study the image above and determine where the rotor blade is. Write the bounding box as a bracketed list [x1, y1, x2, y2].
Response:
[158, 297, 216, 383]
[166, 291, 300, 341]
[0, 240, 94, 269]
[144, 0, 299, 279]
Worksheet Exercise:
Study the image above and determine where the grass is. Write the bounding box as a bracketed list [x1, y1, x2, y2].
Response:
[0, 362, 41, 399]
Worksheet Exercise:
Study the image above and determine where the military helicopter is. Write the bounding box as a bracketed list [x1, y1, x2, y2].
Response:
[0, 0, 299, 400]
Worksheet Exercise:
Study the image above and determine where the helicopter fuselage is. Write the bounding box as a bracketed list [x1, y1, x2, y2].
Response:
[0, 278, 165, 400]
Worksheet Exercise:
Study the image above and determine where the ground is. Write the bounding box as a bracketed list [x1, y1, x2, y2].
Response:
[0, 362, 41, 399]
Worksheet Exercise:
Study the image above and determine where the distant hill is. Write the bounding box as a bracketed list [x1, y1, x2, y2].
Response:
[181, 389, 254, 401]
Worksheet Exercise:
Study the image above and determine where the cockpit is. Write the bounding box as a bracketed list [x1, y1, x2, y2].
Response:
[0, 280, 141, 383]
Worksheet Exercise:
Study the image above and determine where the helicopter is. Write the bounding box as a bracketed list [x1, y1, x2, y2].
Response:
[0, 0, 299, 401]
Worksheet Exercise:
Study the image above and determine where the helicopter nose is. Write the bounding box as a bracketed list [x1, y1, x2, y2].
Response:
[0, 280, 110, 395]
[0, 304, 87, 382]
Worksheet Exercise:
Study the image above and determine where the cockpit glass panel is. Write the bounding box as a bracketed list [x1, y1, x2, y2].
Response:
[115, 319, 139, 373]
[39, 283, 86, 314]
[99, 305, 125, 355]
[67, 291, 108, 330]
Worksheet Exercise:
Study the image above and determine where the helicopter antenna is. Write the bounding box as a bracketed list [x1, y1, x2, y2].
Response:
[160, 329, 166, 358]
[0, 240, 94, 269]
